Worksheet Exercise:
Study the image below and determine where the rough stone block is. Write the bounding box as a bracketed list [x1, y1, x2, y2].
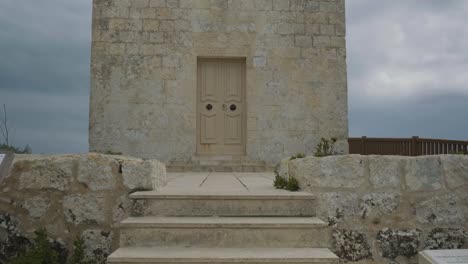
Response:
[16, 155, 74, 191]
[23, 197, 50, 219]
[414, 194, 464, 225]
[440, 155, 468, 189]
[331, 230, 372, 262]
[0, 213, 31, 261]
[63, 193, 107, 225]
[359, 192, 400, 219]
[425, 228, 468, 250]
[368, 155, 404, 189]
[289, 155, 366, 188]
[377, 228, 422, 259]
[77, 154, 119, 191]
[82, 229, 113, 262]
[121, 159, 167, 191]
[405, 156, 443, 191]
[112, 195, 133, 222]
[322, 192, 358, 225]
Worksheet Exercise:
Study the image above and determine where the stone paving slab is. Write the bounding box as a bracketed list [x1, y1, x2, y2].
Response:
[162, 172, 289, 194]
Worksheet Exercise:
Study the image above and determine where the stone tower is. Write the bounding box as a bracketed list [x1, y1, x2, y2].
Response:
[89, 0, 348, 166]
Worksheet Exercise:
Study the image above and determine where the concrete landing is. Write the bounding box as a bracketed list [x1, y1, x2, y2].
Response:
[162, 172, 280, 193]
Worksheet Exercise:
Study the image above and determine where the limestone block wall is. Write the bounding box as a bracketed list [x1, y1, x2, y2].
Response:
[282, 155, 468, 264]
[0, 153, 166, 263]
[89, 0, 349, 165]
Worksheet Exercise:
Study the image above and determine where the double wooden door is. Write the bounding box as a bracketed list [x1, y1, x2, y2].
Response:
[197, 58, 246, 156]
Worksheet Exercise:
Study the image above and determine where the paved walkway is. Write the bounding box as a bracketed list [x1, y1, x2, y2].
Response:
[162, 172, 286, 195]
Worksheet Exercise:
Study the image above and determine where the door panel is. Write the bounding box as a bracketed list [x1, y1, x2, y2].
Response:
[197, 58, 246, 156]
[224, 113, 242, 145]
[200, 112, 217, 144]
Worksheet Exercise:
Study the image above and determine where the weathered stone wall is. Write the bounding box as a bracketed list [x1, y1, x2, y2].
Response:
[89, 0, 349, 165]
[0, 153, 166, 263]
[282, 155, 468, 264]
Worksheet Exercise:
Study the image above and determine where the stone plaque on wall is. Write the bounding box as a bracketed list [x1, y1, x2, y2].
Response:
[419, 250, 468, 264]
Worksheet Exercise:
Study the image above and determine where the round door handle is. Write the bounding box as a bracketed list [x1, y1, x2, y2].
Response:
[206, 104, 213, 111]
[230, 104, 237, 111]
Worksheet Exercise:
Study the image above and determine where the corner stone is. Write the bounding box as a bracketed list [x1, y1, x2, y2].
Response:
[121, 159, 166, 191]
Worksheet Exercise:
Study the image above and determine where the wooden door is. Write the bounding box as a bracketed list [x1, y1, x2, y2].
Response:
[197, 58, 246, 156]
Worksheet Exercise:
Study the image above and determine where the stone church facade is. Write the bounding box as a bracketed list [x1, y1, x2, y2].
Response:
[89, 0, 348, 165]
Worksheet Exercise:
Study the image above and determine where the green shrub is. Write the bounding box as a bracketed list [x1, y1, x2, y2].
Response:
[8, 228, 59, 264]
[69, 237, 96, 264]
[314, 137, 337, 157]
[274, 173, 288, 189]
[7, 229, 100, 264]
[273, 171, 300, 192]
[286, 177, 300, 192]
[290, 153, 306, 160]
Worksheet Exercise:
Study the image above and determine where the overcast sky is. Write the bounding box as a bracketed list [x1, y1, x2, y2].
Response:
[0, 1, 467, 154]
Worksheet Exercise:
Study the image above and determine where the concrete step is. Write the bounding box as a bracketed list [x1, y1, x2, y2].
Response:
[167, 160, 274, 172]
[107, 247, 339, 263]
[119, 217, 330, 248]
[130, 191, 317, 217]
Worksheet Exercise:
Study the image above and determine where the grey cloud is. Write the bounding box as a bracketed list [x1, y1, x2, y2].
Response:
[0, 0, 91, 153]
[347, 0, 468, 103]
[0, 0, 91, 94]
[0, 90, 89, 153]
[347, 1, 468, 139]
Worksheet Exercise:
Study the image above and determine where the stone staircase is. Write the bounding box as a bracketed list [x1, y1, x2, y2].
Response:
[107, 173, 339, 263]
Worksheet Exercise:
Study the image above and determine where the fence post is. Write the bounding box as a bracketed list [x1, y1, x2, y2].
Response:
[411, 136, 419, 156]
[362, 136, 367, 155]
[464, 144, 468, 155]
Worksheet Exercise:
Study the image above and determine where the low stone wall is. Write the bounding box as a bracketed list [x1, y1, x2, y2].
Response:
[281, 155, 468, 264]
[0, 153, 166, 263]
